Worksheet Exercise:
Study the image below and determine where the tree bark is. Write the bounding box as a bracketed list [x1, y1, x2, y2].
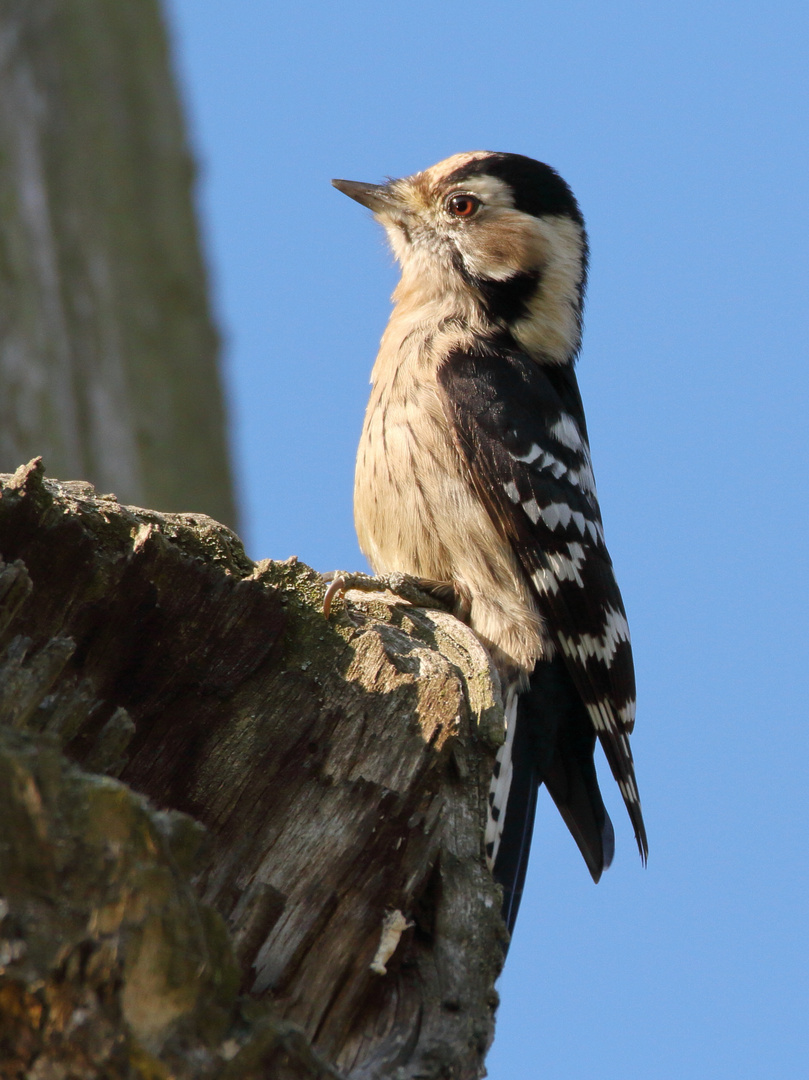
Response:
[0, 460, 506, 1079]
[0, 0, 236, 528]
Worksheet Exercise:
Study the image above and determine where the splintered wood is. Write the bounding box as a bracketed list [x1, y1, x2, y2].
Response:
[0, 460, 507, 1079]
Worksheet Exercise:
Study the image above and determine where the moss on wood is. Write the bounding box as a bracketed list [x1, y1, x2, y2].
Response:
[0, 461, 506, 1078]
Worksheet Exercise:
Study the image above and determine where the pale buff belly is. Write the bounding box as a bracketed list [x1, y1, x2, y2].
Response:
[353, 381, 546, 676]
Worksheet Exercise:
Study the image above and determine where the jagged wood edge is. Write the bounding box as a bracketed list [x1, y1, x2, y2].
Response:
[0, 459, 507, 1080]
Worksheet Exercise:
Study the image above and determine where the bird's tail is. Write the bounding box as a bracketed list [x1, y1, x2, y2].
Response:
[489, 658, 614, 936]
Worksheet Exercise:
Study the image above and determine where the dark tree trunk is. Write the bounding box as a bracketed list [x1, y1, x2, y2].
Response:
[0, 0, 236, 527]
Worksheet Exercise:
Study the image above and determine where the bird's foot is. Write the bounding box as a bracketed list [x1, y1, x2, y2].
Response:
[322, 571, 454, 618]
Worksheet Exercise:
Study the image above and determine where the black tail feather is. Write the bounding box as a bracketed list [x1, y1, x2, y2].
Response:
[493, 721, 540, 934]
[492, 655, 613, 937]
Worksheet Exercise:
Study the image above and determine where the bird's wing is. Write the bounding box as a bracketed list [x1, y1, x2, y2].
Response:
[437, 341, 647, 861]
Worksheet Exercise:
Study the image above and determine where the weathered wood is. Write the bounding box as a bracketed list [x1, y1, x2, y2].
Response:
[0, 0, 236, 526]
[0, 461, 507, 1078]
[0, 723, 344, 1079]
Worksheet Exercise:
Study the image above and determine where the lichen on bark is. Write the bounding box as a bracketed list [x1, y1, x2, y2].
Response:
[0, 460, 507, 1079]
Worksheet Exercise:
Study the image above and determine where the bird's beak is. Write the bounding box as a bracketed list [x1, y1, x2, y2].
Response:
[331, 179, 396, 213]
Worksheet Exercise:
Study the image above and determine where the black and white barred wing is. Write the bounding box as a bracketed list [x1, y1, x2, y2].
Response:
[438, 344, 648, 861]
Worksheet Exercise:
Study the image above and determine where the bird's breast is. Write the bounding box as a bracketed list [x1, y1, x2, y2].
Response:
[353, 329, 546, 677]
[354, 358, 459, 581]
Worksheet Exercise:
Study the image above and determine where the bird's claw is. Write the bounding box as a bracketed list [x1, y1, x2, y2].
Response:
[322, 573, 348, 618]
[322, 571, 452, 618]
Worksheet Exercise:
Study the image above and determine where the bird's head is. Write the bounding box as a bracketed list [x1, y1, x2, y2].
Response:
[333, 151, 589, 363]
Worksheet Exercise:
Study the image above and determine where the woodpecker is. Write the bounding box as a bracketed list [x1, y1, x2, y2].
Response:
[333, 152, 647, 934]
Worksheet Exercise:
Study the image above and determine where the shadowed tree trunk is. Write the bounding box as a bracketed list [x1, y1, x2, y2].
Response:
[0, 0, 236, 527]
[0, 461, 506, 1078]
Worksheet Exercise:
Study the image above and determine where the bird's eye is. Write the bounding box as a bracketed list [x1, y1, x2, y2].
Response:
[446, 193, 481, 218]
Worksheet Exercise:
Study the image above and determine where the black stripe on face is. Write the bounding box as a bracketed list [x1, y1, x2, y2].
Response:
[444, 153, 584, 226]
[447, 245, 541, 325]
[473, 269, 542, 325]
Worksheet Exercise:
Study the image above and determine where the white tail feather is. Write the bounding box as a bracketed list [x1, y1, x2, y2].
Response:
[485, 684, 520, 869]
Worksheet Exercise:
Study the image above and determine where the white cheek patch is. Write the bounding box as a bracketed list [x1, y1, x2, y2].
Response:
[460, 245, 524, 283]
[510, 216, 586, 364]
[447, 178, 534, 284]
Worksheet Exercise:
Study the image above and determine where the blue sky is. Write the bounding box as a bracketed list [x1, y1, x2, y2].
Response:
[164, 3, 808, 1076]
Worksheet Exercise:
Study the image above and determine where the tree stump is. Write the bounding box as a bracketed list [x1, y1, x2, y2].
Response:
[0, 460, 507, 1079]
